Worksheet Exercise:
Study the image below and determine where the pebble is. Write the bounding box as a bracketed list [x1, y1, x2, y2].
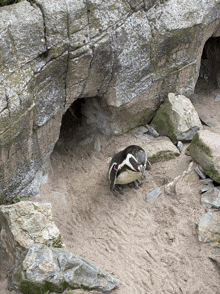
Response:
[214, 95, 220, 102]
[177, 141, 183, 153]
[146, 187, 162, 203]
[195, 165, 206, 179]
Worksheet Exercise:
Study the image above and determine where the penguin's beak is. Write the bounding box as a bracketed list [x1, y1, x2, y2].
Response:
[140, 165, 146, 178]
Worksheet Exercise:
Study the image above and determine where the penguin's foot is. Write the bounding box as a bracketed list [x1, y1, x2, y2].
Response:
[128, 179, 142, 190]
[113, 185, 124, 196]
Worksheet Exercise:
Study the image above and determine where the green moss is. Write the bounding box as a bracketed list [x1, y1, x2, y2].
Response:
[151, 98, 177, 143]
[53, 234, 63, 248]
[206, 164, 220, 183]
[149, 151, 179, 164]
[189, 133, 212, 157]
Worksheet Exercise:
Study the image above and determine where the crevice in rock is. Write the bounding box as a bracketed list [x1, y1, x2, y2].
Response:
[79, 47, 94, 97]
[34, 1, 48, 51]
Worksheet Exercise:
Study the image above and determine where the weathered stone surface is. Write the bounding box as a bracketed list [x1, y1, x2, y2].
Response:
[187, 130, 220, 183]
[197, 211, 220, 248]
[1, 0, 220, 202]
[0, 201, 64, 261]
[195, 165, 207, 179]
[177, 141, 183, 153]
[142, 136, 180, 164]
[199, 113, 217, 127]
[151, 93, 203, 143]
[11, 243, 119, 294]
[200, 183, 214, 194]
[145, 124, 159, 138]
[201, 187, 220, 210]
[146, 187, 162, 203]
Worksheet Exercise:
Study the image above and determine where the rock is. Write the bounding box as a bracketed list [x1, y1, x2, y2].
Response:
[200, 183, 214, 194]
[201, 187, 220, 210]
[214, 95, 220, 102]
[177, 141, 183, 153]
[199, 178, 214, 185]
[145, 125, 159, 137]
[11, 243, 119, 294]
[187, 130, 220, 183]
[199, 114, 217, 127]
[151, 93, 203, 143]
[0, 201, 64, 261]
[135, 134, 154, 140]
[146, 187, 162, 203]
[196, 211, 220, 248]
[141, 136, 180, 164]
[194, 165, 207, 179]
[135, 126, 148, 135]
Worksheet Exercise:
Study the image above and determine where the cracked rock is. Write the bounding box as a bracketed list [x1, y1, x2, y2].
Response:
[11, 243, 119, 294]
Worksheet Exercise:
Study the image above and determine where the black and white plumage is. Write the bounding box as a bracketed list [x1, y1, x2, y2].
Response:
[108, 145, 147, 196]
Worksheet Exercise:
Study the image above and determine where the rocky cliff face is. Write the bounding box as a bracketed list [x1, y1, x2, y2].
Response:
[1, 0, 220, 202]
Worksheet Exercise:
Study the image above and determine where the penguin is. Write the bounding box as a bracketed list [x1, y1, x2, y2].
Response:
[108, 145, 148, 196]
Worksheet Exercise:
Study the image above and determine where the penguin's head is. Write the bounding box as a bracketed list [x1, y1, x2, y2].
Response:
[135, 150, 147, 178]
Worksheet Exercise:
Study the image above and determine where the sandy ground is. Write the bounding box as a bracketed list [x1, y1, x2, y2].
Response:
[1, 79, 220, 294]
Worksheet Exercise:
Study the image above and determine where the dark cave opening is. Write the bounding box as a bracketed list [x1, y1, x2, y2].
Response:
[196, 36, 220, 91]
[52, 96, 112, 157]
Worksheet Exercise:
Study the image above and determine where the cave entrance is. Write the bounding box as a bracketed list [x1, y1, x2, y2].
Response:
[196, 36, 220, 91]
[51, 96, 111, 157]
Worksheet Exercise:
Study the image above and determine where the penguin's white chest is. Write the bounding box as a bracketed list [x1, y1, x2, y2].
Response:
[115, 170, 142, 185]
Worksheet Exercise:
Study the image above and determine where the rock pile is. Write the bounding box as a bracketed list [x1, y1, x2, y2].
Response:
[0, 201, 119, 293]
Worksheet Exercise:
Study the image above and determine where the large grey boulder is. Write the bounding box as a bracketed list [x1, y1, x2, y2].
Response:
[1, 0, 220, 202]
[197, 211, 220, 248]
[187, 130, 220, 183]
[151, 93, 203, 143]
[11, 243, 119, 294]
[0, 201, 64, 261]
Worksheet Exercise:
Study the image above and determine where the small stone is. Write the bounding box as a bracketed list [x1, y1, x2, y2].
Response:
[195, 165, 206, 179]
[199, 114, 217, 127]
[135, 126, 148, 135]
[146, 125, 159, 137]
[200, 183, 214, 194]
[177, 141, 183, 153]
[135, 134, 154, 140]
[201, 187, 220, 209]
[146, 187, 162, 202]
[199, 178, 213, 185]
[214, 95, 220, 102]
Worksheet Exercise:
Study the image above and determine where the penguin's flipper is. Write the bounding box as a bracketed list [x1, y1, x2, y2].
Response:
[109, 162, 118, 194]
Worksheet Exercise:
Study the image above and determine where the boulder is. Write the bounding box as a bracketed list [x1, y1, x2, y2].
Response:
[0, 201, 64, 261]
[151, 93, 203, 143]
[142, 136, 180, 164]
[196, 211, 220, 248]
[11, 243, 119, 294]
[187, 130, 220, 183]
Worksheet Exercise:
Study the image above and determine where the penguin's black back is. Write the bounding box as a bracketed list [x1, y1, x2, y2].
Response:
[109, 145, 146, 176]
